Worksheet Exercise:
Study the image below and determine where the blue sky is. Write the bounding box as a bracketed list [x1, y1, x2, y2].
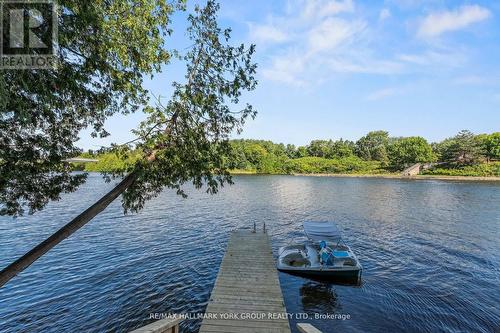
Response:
[78, 0, 500, 150]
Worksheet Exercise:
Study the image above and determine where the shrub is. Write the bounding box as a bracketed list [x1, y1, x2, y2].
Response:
[284, 156, 382, 174]
[422, 162, 500, 177]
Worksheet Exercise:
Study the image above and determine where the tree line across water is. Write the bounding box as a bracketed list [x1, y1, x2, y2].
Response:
[79, 130, 500, 177]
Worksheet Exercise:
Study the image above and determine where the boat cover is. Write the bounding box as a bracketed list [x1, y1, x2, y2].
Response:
[303, 221, 342, 243]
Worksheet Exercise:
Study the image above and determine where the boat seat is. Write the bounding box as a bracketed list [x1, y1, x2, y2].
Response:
[321, 252, 335, 266]
[333, 250, 350, 258]
[283, 252, 310, 267]
[305, 244, 319, 266]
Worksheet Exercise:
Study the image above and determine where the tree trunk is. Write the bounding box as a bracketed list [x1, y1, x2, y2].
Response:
[0, 172, 137, 288]
[1, 114, 170, 289]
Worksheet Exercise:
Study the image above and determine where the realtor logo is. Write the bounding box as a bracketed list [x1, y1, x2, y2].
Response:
[0, 0, 57, 69]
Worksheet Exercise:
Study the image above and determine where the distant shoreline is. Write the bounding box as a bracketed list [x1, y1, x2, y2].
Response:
[82, 170, 500, 182]
[293, 173, 500, 181]
[230, 171, 500, 181]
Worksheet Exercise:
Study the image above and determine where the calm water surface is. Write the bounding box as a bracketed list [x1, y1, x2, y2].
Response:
[1, 175, 499, 333]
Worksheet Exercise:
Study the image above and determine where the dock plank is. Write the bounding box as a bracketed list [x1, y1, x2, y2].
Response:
[199, 230, 291, 333]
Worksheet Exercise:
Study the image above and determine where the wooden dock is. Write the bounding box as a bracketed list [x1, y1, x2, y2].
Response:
[199, 229, 291, 333]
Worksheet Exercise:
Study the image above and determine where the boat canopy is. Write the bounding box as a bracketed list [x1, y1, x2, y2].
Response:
[303, 221, 342, 243]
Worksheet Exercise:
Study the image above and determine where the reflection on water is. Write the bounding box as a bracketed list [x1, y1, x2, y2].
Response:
[0, 175, 499, 333]
[300, 282, 338, 314]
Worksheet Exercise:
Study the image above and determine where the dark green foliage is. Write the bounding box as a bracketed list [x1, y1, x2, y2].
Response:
[307, 140, 331, 157]
[431, 139, 453, 162]
[117, 1, 257, 213]
[1, 0, 185, 216]
[80, 129, 499, 177]
[230, 140, 287, 173]
[297, 146, 308, 158]
[476, 132, 500, 162]
[285, 144, 298, 158]
[422, 162, 500, 177]
[307, 139, 354, 159]
[331, 140, 356, 158]
[355, 131, 389, 163]
[75, 152, 141, 173]
[226, 130, 497, 175]
[440, 130, 483, 166]
[387, 137, 434, 170]
[485, 133, 500, 160]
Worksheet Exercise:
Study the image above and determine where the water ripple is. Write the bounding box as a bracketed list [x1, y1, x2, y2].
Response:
[0, 175, 499, 333]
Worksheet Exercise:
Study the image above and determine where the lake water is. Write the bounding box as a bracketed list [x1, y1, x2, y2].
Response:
[0, 174, 499, 333]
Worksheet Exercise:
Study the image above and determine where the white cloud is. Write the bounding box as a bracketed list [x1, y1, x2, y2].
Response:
[397, 50, 467, 69]
[252, 1, 401, 85]
[302, 0, 355, 20]
[308, 18, 365, 53]
[379, 8, 391, 21]
[366, 88, 401, 101]
[328, 57, 402, 74]
[452, 75, 497, 85]
[398, 53, 429, 65]
[417, 5, 491, 38]
[262, 53, 307, 86]
[248, 23, 288, 44]
[389, 0, 441, 10]
[320, 0, 355, 17]
[251, 1, 479, 86]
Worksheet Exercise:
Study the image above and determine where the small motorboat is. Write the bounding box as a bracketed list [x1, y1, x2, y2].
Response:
[277, 221, 362, 284]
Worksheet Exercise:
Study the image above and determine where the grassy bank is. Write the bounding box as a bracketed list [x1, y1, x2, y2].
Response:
[74, 152, 140, 173]
[291, 173, 500, 181]
[421, 162, 500, 177]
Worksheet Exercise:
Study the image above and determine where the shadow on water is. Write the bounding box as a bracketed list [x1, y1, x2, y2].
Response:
[300, 282, 338, 314]
[281, 270, 362, 286]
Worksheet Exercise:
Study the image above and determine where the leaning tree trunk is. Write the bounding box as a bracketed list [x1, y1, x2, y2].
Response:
[0, 172, 138, 288]
[0, 42, 197, 289]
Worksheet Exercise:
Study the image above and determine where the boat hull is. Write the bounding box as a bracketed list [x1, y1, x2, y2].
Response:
[277, 266, 362, 284]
